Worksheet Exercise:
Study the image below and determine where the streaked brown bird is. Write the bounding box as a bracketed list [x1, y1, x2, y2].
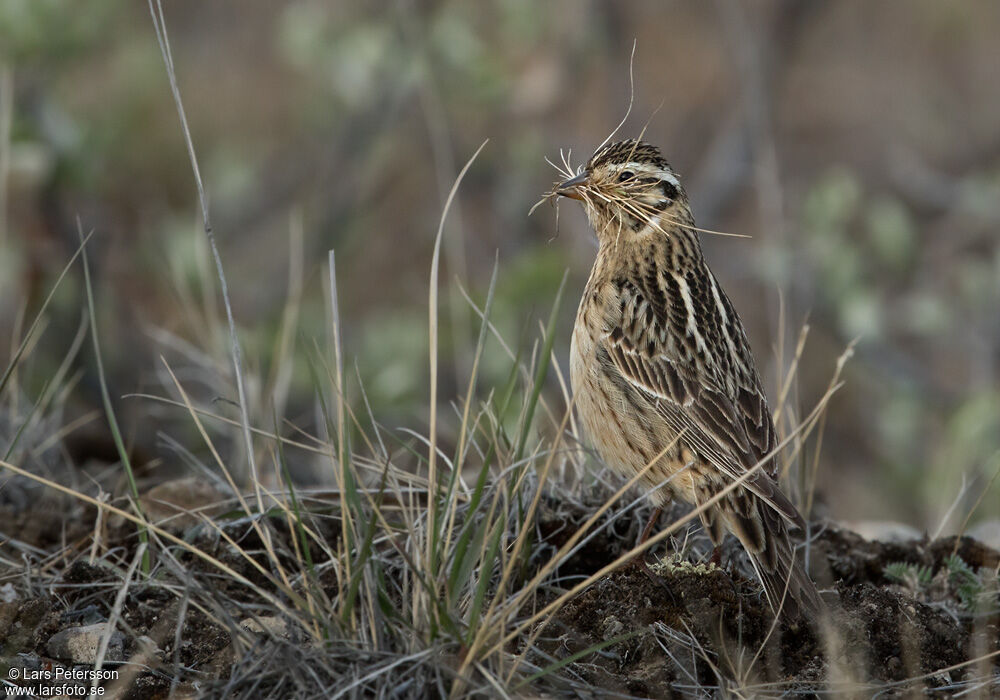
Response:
[556, 138, 823, 620]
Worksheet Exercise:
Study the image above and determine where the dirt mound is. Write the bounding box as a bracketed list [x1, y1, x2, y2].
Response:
[535, 528, 999, 696]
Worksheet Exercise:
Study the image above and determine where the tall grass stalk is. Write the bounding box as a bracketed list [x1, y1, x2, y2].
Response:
[426, 140, 488, 575]
[80, 227, 150, 573]
[148, 0, 260, 504]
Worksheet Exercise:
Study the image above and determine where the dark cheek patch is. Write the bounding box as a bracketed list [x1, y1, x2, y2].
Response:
[661, 181, 679, 201]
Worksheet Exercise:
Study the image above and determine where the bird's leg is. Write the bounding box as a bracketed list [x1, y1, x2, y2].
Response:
[628, 506, 664, 581]
[709, 545, 722, 567]
[628, 507, 678, 603]
[638, 506, 664, 547]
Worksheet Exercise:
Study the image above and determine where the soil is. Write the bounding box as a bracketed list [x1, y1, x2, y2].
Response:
[0, 492, 997, 697]
[530, 510, 1000, 697]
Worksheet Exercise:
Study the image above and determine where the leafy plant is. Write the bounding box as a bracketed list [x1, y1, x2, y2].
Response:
[883, 561, 933, 591]
[944, 553, 998, 613]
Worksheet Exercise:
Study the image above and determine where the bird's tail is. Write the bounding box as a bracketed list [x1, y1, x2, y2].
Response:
[726, 493, 825, 621]
[751, 527, 824, 622]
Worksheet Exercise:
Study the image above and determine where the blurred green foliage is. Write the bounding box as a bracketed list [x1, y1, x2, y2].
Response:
[0, 0, 119, 63]
[2, 1, 999, 530]
[798, 166, 1000, 522]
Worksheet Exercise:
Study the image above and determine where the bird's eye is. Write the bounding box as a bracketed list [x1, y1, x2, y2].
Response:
[618, 171, 634, 183]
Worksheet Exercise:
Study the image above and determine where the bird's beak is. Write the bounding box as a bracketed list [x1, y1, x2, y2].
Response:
[556, 173, 588, 201]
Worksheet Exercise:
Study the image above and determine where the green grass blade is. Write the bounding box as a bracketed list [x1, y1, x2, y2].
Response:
[275, 407, 315, 575]
[513, 270, 567, 464]
[448, 498, 490, 601]
[80, 228, 150, 574]
[513, 631, 640, 690]
[465, 518, 504, 640]
[3, 383, 47, 461]
[1, 231, 93, 397]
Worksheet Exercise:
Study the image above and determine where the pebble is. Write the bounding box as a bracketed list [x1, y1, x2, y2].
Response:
[0, 584, 17, 604]
[46, 623, 125, 664]
[139, 476, 230, 530]
[967, 519, 1000, 551]
[842, 520, 922, 543]
[239, 616, 290, 638]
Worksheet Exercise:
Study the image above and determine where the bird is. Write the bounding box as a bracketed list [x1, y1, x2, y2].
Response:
[553, 138, 824, 621]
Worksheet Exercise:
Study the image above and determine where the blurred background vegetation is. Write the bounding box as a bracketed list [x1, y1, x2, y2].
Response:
[1, 0, 998, 532]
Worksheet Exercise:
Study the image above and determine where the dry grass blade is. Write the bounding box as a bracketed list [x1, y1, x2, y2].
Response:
[0, 65, 10, 243]
[1, 230, 95, 397]
[148, 0, 260, 502]
[949, 450, 1000, 549]
[488, 372, 843, 662]
[0, 458, 310, 632]
[427, 139, 488, 570]
[457, 403, 576, 685]
[91, 542, 146, 692]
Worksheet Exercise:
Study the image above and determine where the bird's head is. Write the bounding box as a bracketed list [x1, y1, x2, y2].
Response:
[555, 139, 690, 243]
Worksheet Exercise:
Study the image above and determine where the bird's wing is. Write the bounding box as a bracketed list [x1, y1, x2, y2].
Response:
[600, 275, 802, 527]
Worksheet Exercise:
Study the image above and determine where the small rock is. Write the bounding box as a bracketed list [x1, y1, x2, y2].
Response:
[239, 616, 290, 638]
[968, 520, 1000, 551]
[12, 653, 42, 671]
[600, 615, 624, 639]
[134, 635, 162, 660]
[0, 602, 18, 640]
[138, 477, 230, 530]
[0, 599, 50, 651]
[843, 520, 922, 543]
[135, 635, 158, 652]
[46, 623, 125, 664]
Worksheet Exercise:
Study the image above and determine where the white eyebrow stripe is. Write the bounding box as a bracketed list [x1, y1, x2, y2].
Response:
[619, 162, 680, 188]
